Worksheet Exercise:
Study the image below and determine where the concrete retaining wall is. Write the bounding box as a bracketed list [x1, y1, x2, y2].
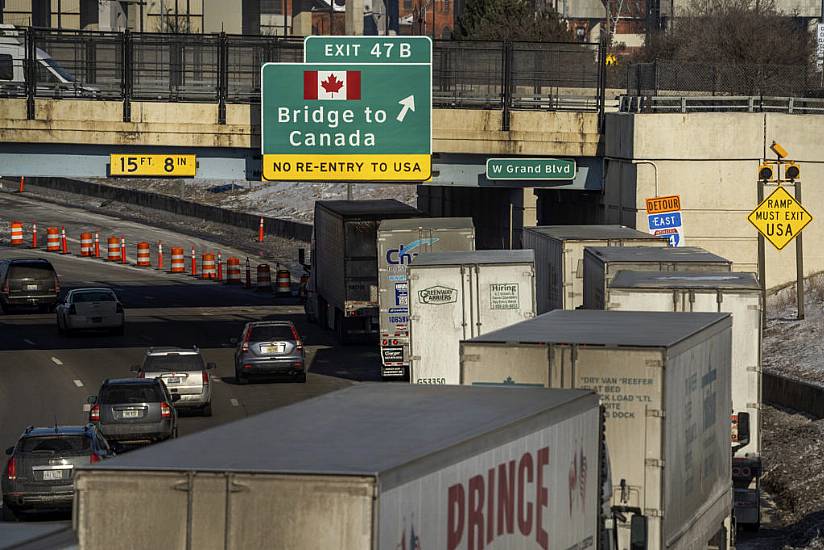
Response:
[763, 371, 824, 419]
[25, 177, 313, 243]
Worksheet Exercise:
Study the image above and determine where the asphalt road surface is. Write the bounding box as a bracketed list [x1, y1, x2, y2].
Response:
[0, 193, 385, 529]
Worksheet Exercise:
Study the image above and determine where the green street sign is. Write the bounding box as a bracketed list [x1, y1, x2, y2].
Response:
[304, 36, 432, 64]
[486, 158, 577, 181]
[261, 63, 432, 182]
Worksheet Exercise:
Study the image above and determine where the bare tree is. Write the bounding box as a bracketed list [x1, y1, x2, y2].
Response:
[640, 0, 812, 65]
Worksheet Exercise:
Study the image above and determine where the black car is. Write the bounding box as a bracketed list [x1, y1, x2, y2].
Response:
[2, 424, 113, 520]
[89, 378, 179, 444]
[0, 258, 60, 312]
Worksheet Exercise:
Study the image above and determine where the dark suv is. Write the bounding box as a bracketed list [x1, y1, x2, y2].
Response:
[0, 258, 60, 312]
[89, 378, 179, 444]
[2, 424, 113, 520]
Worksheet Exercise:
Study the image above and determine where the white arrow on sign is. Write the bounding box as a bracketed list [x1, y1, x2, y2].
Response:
[396, 95, 416, 122]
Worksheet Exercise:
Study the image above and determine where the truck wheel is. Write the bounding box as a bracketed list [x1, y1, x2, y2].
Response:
[317, 296, 328, 329]
[1, 504, 18, 522]
[335, 309, 350, 345]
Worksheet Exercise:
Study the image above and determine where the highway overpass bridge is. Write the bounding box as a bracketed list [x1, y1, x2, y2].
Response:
[3, 29, 824, 290]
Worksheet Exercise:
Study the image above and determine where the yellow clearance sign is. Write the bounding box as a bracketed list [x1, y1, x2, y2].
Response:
[110, 154, 196, 177]
[748, 186, 812, 250]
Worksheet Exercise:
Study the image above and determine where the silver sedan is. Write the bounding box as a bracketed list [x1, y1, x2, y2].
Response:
[56, 288, 125, 336]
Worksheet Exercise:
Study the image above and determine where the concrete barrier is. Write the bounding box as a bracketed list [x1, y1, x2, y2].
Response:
[763, 371, 824, 419]
[16, 177, 312, 243]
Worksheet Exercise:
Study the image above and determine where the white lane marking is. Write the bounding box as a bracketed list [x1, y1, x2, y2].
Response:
[23, 338, 35, 345]
[230, 398, 240, 407]
[51, 356, 63, 366]
[73, 379, 84, 388]
[211, 377, 222, 383]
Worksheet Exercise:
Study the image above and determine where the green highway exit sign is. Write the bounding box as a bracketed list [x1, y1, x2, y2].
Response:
[486, 158, 577, 181]
[261, 61, 432, 182]
[304, 36, 432, 64]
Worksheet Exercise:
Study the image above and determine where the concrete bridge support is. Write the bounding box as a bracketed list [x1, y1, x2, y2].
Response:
[603, 111, 824, 290]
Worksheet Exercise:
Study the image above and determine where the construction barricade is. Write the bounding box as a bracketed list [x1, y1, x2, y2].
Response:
[80, 233, 93, 256]
[46, 228, 61, 252]
[170, 247, 185, 273]
[201, 253, 216, 280]
[9, 222, 23, 246]
[136, 242, 151, 267]
[107, 237, 121, 262]
[256, 264, 271, 291]
[275, 267, 291, 295]
[226, 257, 241, 284]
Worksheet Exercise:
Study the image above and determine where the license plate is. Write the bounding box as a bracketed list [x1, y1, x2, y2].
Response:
[43, 469, 63, 481]
[262, 344, 286, 354]
[25, 284, 38, 291]
[122, 410, 140, 418]
[166, 377, 181, 384]
[91, 317, 102, 323]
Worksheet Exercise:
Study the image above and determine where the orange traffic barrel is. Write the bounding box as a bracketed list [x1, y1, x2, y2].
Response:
[46, 227, 61, 252]
[226, 257, 241, 284]
[170, 247, 185, 273]
[201, 253, 216, 280]
[9, 222, 23, 246]
[256, 264, 272, 291]
[106, 237, 121, 261]
[80, 232, 93, 256]
[136, 242, 151, 267]
[275, 268, 291, 295]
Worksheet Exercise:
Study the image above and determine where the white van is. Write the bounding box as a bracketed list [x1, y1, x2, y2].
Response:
[0, 24, 94, 97]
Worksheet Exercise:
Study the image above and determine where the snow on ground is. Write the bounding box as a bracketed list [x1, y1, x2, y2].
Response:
[88, 178, 419, 222]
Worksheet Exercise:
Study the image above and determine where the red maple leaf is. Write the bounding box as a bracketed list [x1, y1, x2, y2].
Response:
[321, 74, 344, 95]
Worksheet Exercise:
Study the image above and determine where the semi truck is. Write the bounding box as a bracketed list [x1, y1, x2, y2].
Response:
[74, 384, 610, 550]
[582, 246, 732, 310]
[522, 225, 667, 312]
[305, 200, 420, 343]
[605, 270, 763, 531]
[407, 250, 536, 385]
[460, 309, 736, 550]
[377, 217, 475, 377]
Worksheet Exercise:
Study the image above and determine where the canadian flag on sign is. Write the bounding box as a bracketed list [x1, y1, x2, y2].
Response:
[304, 70, 361, 101]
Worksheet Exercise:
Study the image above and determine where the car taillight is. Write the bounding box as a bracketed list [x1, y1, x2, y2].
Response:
[6, 457, 16, 480]
[1, 281, 8, 294]
[161, 402, 171, 418]
[382, 339, 387, 346]
[53, 277, 60, 293]
[289, 325, 304, 351]
[89, 453, 101, 464]
[392, 339, 398, 345]
[292, 362, 303, 369]
[68, 304, 77, 315]
[242, 364, 253, 370]
[202, 371, 209, 384]
[90, 404, 100, 422]
[115, 303, 124, 313]
[137, 370, 144, 378]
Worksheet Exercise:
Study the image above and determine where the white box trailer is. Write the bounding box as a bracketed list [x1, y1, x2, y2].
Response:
[74, 384, 605, 550]
[377, 217, 475, 377]
[407, 250, 536, 385]
[523, 225, 667, 313]
[606, 270, 763, 530]
[460, 310, 734, 550]
[583, 246, 732, 310]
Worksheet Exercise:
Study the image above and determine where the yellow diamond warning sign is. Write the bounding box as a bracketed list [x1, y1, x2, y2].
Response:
[748, 186, 813, 250]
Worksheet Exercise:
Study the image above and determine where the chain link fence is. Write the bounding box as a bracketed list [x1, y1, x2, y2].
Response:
[626, 61, 823, 97]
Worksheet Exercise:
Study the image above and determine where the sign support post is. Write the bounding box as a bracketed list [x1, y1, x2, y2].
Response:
[757, 178, 766, 327]
[795, 181, 805, 320]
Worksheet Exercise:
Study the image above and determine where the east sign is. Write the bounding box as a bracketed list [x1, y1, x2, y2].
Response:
[260, 60, 431, 182]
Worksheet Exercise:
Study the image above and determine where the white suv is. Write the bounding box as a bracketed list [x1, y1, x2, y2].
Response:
[131, 347, 215, 416]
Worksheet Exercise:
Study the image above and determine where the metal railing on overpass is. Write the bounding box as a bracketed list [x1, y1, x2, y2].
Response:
[1, 27, 606, 129]
[619, 95, 824, 114]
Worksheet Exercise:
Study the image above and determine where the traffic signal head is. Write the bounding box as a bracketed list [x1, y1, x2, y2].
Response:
[785, 161, 800, 180]
[758, 162, 775, 181]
